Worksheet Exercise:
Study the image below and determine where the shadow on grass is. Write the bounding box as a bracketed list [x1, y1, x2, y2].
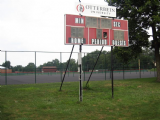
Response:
[83, 84, 93, 90]
[0, 103, 14, 120]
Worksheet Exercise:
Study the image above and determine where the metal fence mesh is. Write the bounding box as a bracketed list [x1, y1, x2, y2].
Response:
[0, 51, 157, 85]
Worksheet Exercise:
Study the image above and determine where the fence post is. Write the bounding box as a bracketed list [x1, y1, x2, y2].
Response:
[111, 46, 114, 99]
[5, 51, 7, 85]
[35, 52, 36, 84]
[60, 52, 62, 82]
[123, 63, 124, 79]
[138, 59, 141, 78]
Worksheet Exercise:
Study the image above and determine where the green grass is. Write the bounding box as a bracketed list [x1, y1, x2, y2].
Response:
[149, 68, 157, 72]
[0, 78, 160, 120]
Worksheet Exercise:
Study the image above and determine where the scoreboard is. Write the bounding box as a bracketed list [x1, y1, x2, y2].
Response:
[64, 14, 129, 47]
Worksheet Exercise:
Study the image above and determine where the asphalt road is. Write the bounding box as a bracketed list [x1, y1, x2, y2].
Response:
[0, 71, 157, 85]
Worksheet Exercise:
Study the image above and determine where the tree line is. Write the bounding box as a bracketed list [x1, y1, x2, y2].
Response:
[1, 48, 155, 72]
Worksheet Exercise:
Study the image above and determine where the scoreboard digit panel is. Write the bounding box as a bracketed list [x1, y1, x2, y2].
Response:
[110, 30, 129, 46]
[114, 30, 124, 40]
[64, 14, 129, 47]
[85, 17, 98, 28]
[96, 29, 102, 39]
[101, 18, 112, 29]
[71, 27, 84, 38]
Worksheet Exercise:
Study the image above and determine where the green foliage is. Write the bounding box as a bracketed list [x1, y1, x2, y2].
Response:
[110, 0, 152, 59]
[82, 50, 110, 71]
[61, 59, 78, 72]
[82, 49, 155, 71]
[12, 65, 23, 72]
[113, 47, 133, 64]
[2, 61, 11, 69]
[1, 49, 155, 73]
[23, 63, 35, 72]
[111, 0, 160, 81]
[3, 49, 155, 73]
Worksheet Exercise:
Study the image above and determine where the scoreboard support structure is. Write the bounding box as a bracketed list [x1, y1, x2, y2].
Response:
[86, 46, 104, 87]
[63, 1, 128, 101]
[79, 44, 83, 101]
[60, 45, 75, 91]
[111, 46, 114, 99]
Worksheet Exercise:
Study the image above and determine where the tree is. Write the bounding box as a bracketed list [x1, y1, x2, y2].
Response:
[24, 63, 35, 72]
[113, 47, 133, 64]
[110, 0, 160, 81]
[43, 61, 54, 66]
[65, 59, 78, 71]
[82, 50, 111, 71]
[2, 61, 11, 69]
[12, 65, 23, 72]
[52, 59, 60, 70]
[82, 50, 101, 71]
[70, 59, 78, 71]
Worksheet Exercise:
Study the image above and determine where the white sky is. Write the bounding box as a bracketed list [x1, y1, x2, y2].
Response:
[0, 0, 111, 67]
[0, 0, 152, 67]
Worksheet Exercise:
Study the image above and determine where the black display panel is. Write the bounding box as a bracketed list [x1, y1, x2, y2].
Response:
[71, 27, 84, 38]
[101, 18, 112, 29]
[114, 30, 124, 40]
[96, 29, 102, 39]
[85, 17, 97, 28]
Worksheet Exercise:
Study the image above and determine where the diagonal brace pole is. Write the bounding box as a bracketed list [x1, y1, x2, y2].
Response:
[86, 46, 104, 87]
[59, 45, 74, 91]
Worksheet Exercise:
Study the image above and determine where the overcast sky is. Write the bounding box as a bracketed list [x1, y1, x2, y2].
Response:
[0, 0, 152, 67]
[0, 0, 110, 66]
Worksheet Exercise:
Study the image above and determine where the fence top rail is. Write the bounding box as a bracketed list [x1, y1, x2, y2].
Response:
[0, 50, 108, 54]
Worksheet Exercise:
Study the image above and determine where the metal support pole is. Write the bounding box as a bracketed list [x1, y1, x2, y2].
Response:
[111, 46, 114, 99]
[109, 54, 112, 79]
[60, 45, 74, 91]
[79, 44, 83, 102]
[5, 51, 7, 85]
[105, 53, 106, 80]
[35, 52, 36, 84]
[86, 46, 104, 86]
[84, 53, 85, 81]
[123, 63, 124, 79]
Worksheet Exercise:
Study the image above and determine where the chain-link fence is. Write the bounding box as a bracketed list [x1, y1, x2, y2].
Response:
[0, 51, 157, 85]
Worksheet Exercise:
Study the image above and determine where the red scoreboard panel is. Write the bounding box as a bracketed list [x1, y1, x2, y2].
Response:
[64, 14, 129, 47]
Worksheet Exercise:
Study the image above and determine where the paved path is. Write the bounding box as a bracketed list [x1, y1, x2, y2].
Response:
[0, 71, 157, 85]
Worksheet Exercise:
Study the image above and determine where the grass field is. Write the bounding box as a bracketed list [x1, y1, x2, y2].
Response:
[149, 68, 157, 72]
[0, 77, 160, 120]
